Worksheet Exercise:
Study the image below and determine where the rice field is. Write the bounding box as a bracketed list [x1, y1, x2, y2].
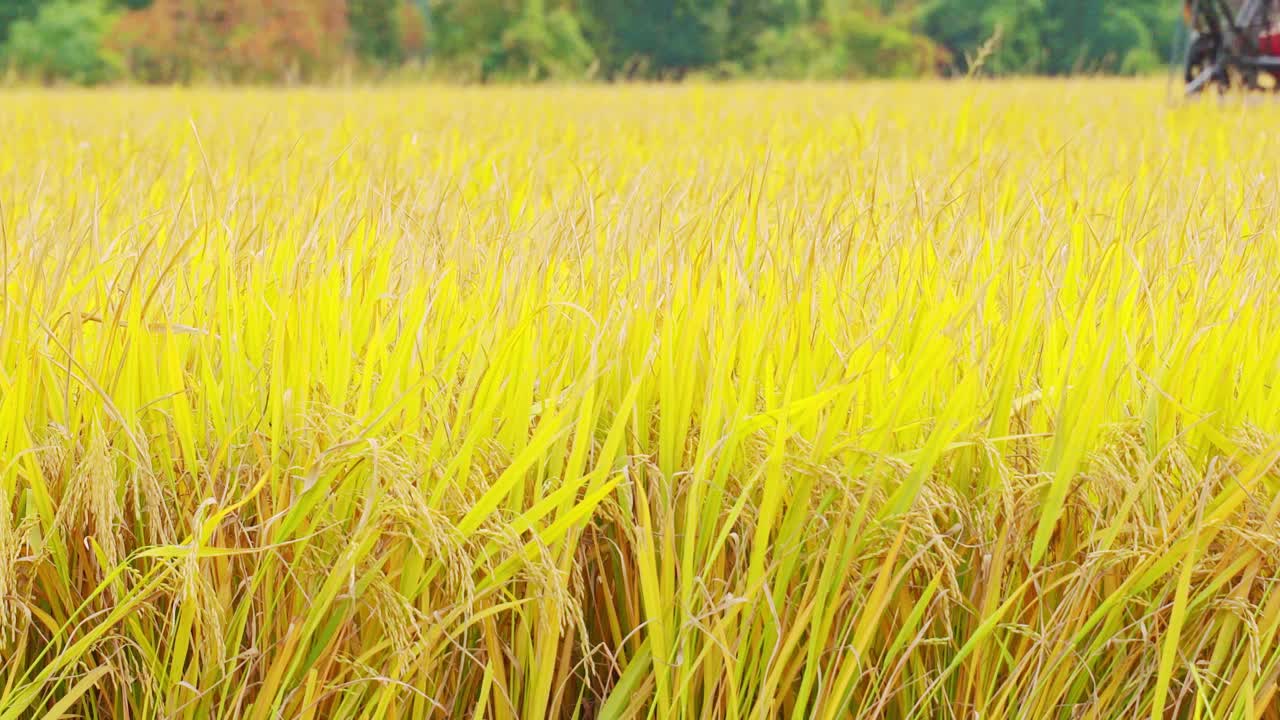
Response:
[3, 80, 1280, 718]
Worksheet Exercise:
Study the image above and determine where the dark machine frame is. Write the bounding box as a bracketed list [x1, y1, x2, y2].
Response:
[1185, 0, 1280, 93]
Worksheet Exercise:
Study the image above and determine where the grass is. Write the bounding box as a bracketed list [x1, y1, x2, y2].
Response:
[2, 79, 1280, 718]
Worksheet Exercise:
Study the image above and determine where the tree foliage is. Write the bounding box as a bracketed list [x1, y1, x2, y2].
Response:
[580, 0, 732, 77]
[6, 0, 121, 84]
[2, 0, 1188, 84]
[918, 0, 1182, 75]
[111, 0, 349, 83]
[350, 0, 403, 65]
[0, 0, 43, 45]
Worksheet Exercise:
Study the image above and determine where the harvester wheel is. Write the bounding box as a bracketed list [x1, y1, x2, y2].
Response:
[1185, 33, 1226, 95]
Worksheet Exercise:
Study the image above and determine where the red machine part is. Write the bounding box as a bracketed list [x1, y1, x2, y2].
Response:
[1264, 31, 1280, 56]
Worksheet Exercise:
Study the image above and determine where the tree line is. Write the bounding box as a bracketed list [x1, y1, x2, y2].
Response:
[0, 0, 1186, 85]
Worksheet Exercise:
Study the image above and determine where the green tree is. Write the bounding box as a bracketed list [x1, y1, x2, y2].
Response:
[920, 0, 1179, 76]
[0, 0, 42, 45]
[430, 0, 593, 80]
[350, 0, 404, 65]
[579, 0, 732, 77]
[750, 0, 940, 79]
[722, 0, 810, 72]
[5, 0, 121, 84]
[918, 0, 1046, 74]
[501, 0, 595, 78]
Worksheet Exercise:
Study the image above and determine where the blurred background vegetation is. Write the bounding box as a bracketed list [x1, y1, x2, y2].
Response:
[0, 0, 1186, 85]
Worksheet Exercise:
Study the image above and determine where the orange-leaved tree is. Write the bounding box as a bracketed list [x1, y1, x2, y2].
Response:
[112, 0, 349, 83]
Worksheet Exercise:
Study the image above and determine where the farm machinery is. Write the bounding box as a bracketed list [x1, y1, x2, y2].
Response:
[1184, 0, 1280, 93]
